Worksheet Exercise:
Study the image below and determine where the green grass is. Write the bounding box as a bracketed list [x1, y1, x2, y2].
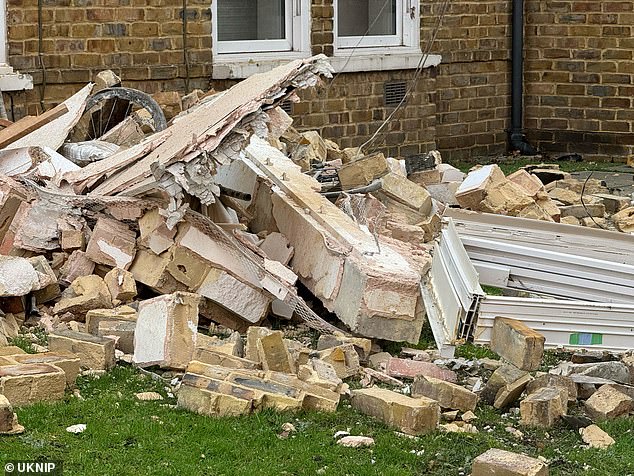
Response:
[448, 157, 626, 175]
[4, 366, 634, 475]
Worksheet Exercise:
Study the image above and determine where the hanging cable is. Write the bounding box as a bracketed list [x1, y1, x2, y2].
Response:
[321, 0, 394, 103]
[361, 0, 451, 156]
[37, 0, 47, 112]
[182, 0, 191, 94]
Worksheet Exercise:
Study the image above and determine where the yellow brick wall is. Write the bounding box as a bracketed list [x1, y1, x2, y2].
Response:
[5, 0, 634, 160]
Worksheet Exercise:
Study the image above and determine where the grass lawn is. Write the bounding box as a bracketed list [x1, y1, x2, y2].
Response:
[2, 364, 634, 476]
[448, 156, 627, 175]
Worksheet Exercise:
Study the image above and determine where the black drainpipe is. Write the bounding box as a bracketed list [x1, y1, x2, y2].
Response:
[509, 0, 538, 155]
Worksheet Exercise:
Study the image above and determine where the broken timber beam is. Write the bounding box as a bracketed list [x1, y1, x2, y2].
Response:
[0, 103, 68, 149]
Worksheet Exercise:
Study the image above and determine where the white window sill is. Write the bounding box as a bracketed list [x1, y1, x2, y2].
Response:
[212, 52, 309, 80]
[0, 64, 33, 91]
[330, 49, 442, 73]
[211, 50, 442, 80]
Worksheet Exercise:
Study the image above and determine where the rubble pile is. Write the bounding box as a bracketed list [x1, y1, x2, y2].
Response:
[1, 55, 633, 472]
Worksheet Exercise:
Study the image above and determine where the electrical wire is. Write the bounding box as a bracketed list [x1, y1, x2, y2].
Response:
[360, 0, 451, 156]
[182, 0, 191, 94]
[37, 0, 47, 113]
[321, 0, 395, 103]
[581, 172, 607, 229]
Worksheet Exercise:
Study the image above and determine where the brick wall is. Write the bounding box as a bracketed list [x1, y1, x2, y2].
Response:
[281, 0, 438, 158]
[4, 0, 634, 161]
[422, 0, 512, 161]
[524, 0, 634, 158]
[289, 69, 438, 159]
[7, 0, 212, 117]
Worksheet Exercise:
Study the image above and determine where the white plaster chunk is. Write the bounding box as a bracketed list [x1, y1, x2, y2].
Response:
[0, 256, 40, 296]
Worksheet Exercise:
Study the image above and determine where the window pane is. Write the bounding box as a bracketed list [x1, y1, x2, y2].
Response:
[218, 0, 286, 41]
[338, 0, 397, 37]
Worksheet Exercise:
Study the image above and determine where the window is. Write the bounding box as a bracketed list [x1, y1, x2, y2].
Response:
[214, 0, 308, 54]
[335, 0, 418, 51]
[330, 0, 438, 73]
[337, 0, 402, 47]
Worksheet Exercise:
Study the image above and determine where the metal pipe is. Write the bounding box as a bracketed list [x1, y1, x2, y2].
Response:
[509, 0, 537, 155]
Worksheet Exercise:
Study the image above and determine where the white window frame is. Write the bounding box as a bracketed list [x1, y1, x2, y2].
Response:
[336, 0, 404, 48]
[329, 0, 441, 73]
[214, 0, 294, 54]
[212, 0, 311, 79]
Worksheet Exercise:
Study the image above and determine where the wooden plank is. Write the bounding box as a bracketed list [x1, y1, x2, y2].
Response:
[0, 118, 14, 128]
[0, 103, 68, 148]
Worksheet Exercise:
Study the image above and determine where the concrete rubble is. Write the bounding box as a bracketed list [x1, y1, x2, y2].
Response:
[0, 55, 632, 471]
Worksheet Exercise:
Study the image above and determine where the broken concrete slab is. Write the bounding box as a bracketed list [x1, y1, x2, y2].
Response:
[377, 172, 432, 215]
[560, 204, 606, 219]
[133, 291, 200, 370]
[337, 152, 389, 189]
[0, 362, 66, 406]
[411, 375, 478, 412]
[482, 364, 529, 405]
[193, 347, 259, 370]
[520, 386, 567, 428]
[455, 164, 506, 210]
[0, 393, 24, 434]
[494, 373, 534, 409]
[526, 374, 577, 402]
[584, 384, 634, 420]
[11, 351, 80, 387]
[386, 357, 457, 382]
[244, 137, 426, 343]
[85, 217, 137, 270]
[317, 334, 372, 362]
[97, 319, 135, 354]
[137, 208, 176, 255]
[471, 448, 549, 476]
[49, 330, 115, 370]
[592, 193, 631, 214]
[314, 343, 360, 379]
[59, 250, 95, 285]
[507, 169, 545, 198]
[53, 274, 113, 317]
[85, 305, 137, 335]
[613, 206, 634, 234]
[257, 331, 295, 374]
[351, 386, 440, 435]
[491, 317, 545, 371]
[260, 232, 294, 265]
[298, 358, 343, 393]
[579, 424, 615, 449]
[103, 268, 137, 304]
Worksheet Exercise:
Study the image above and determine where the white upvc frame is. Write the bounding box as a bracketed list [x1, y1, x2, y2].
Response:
[336, 0, 403, 48]
[214, 0, 293, 54]
[334, 0, 418, 50]
[211, 0, 311, 79]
